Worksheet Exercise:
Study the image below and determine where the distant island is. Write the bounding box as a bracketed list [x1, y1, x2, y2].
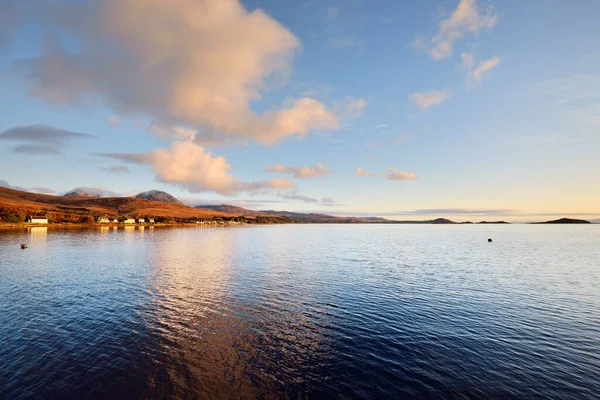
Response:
[0, 184, 594, 226]
[536, 218, 591, 224]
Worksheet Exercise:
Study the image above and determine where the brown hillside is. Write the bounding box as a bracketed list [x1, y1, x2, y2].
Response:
[0, 186, 232, 220]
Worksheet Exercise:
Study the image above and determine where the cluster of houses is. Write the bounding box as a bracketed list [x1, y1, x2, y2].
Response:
[97, 217, 155, 224]
[26, 214, 155, 224]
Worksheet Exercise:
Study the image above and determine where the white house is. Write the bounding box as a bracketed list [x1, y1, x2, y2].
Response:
[137, 218, 145, 224]
[28, 215, 48, 224]
[148, 219, 155, 224]
[97, 217, 110, 223]
[123, 218, 136, 224]
[112, 219, 118, 223]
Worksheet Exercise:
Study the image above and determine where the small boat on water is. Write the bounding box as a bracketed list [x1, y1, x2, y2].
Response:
[21, 244, 28, 249]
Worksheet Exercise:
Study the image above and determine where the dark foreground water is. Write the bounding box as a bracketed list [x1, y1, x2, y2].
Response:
[1, 225, 599, 399]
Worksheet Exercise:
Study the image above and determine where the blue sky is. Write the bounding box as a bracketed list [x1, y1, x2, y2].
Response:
[0, 0, 599, 221]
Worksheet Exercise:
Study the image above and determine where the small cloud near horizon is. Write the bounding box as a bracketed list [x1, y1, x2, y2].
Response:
[356, 167, 375, 177]
[387, 168, 417, 180]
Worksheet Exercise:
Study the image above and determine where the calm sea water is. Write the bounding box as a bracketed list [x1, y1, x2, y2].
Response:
[1, 224, 599, 399]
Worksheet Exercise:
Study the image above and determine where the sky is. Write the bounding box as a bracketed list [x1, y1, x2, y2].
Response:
[0, 0, 599, 221]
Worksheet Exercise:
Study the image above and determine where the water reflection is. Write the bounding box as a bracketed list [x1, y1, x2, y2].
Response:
[1, 225, 599, 398]
[137, 228, 333, 397]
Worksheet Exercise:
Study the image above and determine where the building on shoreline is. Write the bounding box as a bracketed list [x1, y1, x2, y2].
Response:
[27, 215, 48, 224]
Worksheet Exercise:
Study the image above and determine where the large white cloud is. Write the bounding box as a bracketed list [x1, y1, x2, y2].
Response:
[16, 0, 340, 144]
[98, 141, 294, 195]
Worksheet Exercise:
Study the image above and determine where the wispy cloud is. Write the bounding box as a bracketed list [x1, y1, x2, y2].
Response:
[0, 124, 95, 144]
[13, 144, 60, 155]
[321, 197, 336, 206]
[277, 192, 337, 206]
[267, 162, 330, 179]
[395, 134, 411, 144]
[423, 0, 499, 60]
[99, 165, 130, 174]
[277, 192, 318, 203]
[387, 168, 417, 180]
[107, 114, 121, 128]
[473, 56, 501, 81]
[410, 89, 452, 110]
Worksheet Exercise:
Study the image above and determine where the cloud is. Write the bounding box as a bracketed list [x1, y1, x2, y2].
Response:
[426, 0, 498, 60]
[107, 114, 121, 128]
[14, 0, 343, 145]
[0, 1, 20, 50]
[277, 192, 318, 203]
[276, 192, 336, 206]
[387, 168, 417, 180]
[473, 56, 501, 81]
[395, 134, 411, 144]
[266, 162, 330, 179]
[99, 165, 130, 174]
[328, 36, 363, 48]
[0, 124, 95, 144]
[325, 7, 340, 22]
[96, 140, 294, 195]
[320, 197, 336, 206]
[147, 122, 247, 147]
[410, 89, 452, 110]
[13, 144, 60, 155]
[374, 124, 388, 129]
[339, 97, 367, 119]
[356, 167, 375, 177]
[463, 53, 501, 85]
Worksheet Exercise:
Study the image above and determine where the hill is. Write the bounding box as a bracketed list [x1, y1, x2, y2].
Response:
[538, 218, 591, 224]
[0, 186, 232, 223]
[135, 190, 181, 204]
[64, 187, 117, 197]
[196, 204, 269, 217]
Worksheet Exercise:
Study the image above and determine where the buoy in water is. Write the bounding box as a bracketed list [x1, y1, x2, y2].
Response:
[21, 243, 28, 249]
[488, 238, 493, 243]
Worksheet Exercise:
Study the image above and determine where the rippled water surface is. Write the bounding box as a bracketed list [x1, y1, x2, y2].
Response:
[1, 224, 599, 399]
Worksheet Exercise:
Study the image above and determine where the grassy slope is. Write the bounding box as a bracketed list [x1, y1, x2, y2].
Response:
[0, 186, 232, 219]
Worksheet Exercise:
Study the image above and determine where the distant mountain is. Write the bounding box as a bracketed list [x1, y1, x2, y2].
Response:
[538, 218, 591, 224]
[196, 204, 265, 216]
[135, 190, 181, 204]
[478, 221, 510, 224]
[64, 187, 117, 198]
[197, 205, 464, 224]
